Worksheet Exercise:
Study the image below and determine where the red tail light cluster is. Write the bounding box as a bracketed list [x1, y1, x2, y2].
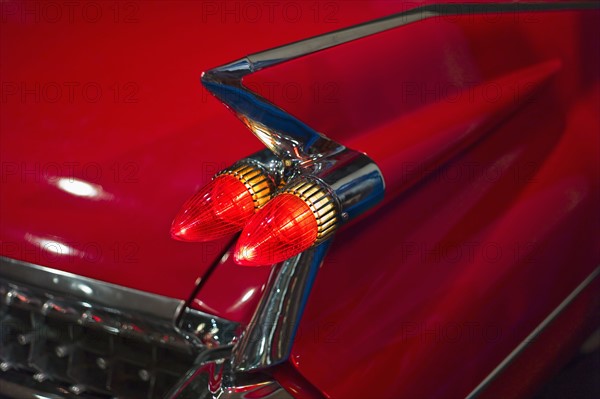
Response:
[172, 162, 340, 265]
[171, 163, 274, 242]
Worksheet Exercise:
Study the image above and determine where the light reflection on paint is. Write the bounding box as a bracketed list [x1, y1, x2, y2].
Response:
[55, 177, 112, 200]
[240, 288, 256, 303]
[57, 178, 99, 197]
[225, 288, 257, 314]
[25, 234, 77, 257]
[220, 251, 230, 264]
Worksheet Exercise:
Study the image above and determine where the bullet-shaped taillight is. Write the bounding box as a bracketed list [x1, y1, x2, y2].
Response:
[171, 163, 274, 242]
[234, 178, 339, 266]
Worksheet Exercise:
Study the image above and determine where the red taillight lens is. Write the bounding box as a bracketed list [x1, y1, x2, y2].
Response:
[234, 179, 339, 266]
[234, 194, 318, 266]
[171, 164, 273, 242]
[171, 174, 254, 242]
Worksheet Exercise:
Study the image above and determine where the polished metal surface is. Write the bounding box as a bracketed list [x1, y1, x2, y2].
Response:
[466, 265, 600, 399]
[178, 308, 241, 349]
[0, 256, 182, 323]
[314, 149, 385, 222]
[233, 241, 332, 371]
[0, 279, 192, 398]
[202, 68, 343, 165]
[0, 257, 240, 399]
[167, 349, 294, 399]
[242, 148, 287, 183]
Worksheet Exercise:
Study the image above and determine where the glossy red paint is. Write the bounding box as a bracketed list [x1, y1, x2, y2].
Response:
[0, 1, 403, 299]
[2, 2, 599, 399]
[246, 10, 599, 399]
[349, 59, 562, 199]
[190, 247, 273, 324]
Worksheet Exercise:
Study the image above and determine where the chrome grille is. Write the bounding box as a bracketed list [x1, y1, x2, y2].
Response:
[0, 257, 239, 399]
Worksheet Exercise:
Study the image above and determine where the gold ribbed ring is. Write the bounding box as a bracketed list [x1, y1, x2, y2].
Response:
[282, 178, 339, 243]
[219, 163, 274, 209]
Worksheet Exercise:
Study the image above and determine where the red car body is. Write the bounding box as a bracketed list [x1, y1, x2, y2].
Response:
[1, 1, 599, 398]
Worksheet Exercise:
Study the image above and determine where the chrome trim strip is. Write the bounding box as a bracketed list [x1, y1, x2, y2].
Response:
[466, 265, 600, 399]
[246, 2, 599, 72]
[202, 62, 344, 165]
[233, 241, 332, 371]
[0, 256, 183, 323]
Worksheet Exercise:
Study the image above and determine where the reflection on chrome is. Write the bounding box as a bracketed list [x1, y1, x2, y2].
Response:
[233, 241, 332, 371]
[167, 350, 293, 399]
[75, 283, 93, 295]
[0, 257, 243, 398]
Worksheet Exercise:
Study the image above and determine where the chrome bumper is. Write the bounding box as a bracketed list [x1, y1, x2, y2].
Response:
[0, 256, 241, 398]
